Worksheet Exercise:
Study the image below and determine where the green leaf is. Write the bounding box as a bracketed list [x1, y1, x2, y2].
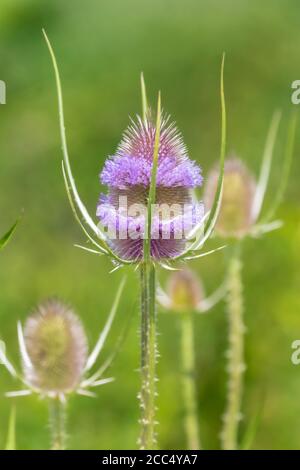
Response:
[61, 162, 109, 255]
[74, 244, 104, 256]
[172, 54, 226, 261]
[5, 406, 16, 450]
[0, 219, 19, 252]
[84, 276, 127, 372]
[81, 291, 135, 387]
[252, 111, 282, 222]
[158, 260, 179, 271]
[43, 30, 101, 239]
[43, 30, 130, 266]
[240, 406, 262, 450]
[262, 112, 297, 223]
[184, 244, 226, 261]
[204, 53, 226, 235]
[140, 72, 149, 121]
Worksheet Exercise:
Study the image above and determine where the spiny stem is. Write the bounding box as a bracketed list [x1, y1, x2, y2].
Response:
[180, 313, 201, 450]
[5, 406, 16, 450]
[139, 82, 160, 449]
[49, 399, 67, 450]
[221, 245, 245, 450]
[139, 262, 157, 449]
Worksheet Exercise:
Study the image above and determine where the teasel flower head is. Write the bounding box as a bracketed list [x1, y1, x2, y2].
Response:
[97, 113, 204, 261]
[204, 111, 297, 240]
[158, 267, 226, 314]
[43, 30, 227, 271]
[0, 279, 125, 401]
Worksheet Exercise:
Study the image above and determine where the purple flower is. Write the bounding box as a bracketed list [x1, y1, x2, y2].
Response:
[97, 114, 203, 260]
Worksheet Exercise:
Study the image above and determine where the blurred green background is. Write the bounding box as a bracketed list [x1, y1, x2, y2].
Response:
[0, 0, 299, 450]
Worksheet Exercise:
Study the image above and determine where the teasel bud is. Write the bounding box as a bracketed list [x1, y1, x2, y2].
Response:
[23, 299, 88, 395]
[158, 267, 226, 314]
[167, 268, 204, 312]
[204, 158, 256, 239]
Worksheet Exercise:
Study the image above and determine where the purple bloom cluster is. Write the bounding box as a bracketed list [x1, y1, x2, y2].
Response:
[97, 114, 203, 260]
[101, 116, 202, 189]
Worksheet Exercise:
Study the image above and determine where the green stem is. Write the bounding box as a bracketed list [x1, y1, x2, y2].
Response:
[139, 262, 157, 450]
[221, 245, 245, 450]
[180, 313, 201, 450]
[49, 398, 67, 450]
[139, 88, 160, 450]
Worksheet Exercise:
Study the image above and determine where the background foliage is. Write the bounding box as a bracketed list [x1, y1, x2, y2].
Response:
[0, 0, 299, 449]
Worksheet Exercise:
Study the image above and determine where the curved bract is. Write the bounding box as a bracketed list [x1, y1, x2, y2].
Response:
[0, 219, 19, 252]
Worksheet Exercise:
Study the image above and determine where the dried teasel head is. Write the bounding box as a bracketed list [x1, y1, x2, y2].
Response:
[23, 299, 88, 395]
[1, 278, 126, 401]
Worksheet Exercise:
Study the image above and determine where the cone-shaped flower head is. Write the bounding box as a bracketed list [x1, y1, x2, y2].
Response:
[167, 268, 204, 312]
[97, 115, 203, 260]
[23, 300, 88, 394]
[204, 158, 256, 238]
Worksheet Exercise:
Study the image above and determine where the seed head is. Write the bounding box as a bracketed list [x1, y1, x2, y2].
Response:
[23, 299, 88, 395]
